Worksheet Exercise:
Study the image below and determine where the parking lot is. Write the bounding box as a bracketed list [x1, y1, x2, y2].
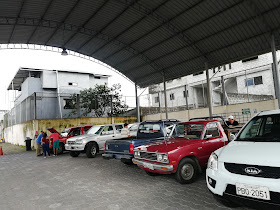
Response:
[0, 149, 250, 210]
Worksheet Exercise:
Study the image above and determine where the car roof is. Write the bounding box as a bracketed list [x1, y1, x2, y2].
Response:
[92, 123, 124, 126]
[179, 120, 219, 125]
[258, 109, 280, 116]
[68, 124, 93, 129]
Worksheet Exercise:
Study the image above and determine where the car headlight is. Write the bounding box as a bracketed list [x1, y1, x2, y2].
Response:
[207, 153, 218, 171]
[134, 151, 141, 157]
[157, 153, 168, 163]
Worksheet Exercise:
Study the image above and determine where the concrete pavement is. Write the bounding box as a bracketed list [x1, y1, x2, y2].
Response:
[0, 151, 249, 210]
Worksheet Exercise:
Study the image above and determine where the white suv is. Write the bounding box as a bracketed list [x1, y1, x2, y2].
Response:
[206, 110, 280, 209]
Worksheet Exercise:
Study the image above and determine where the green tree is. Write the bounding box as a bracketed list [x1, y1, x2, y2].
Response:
[69, 84, 128, 117]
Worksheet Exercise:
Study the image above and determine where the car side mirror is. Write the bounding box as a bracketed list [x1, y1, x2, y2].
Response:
[205, 134, 213, 139]
[230, 133, 236, 141]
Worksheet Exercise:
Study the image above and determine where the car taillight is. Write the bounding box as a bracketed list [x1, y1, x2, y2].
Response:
[129, 143, 134, 153]
[104, 143, 106, 152]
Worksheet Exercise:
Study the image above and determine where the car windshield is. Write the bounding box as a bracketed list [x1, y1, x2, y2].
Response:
[236, 114, 280, 142]
[138, 123, 161, 134]
[61, 128, 70, 136]
[172, 123, 205, 139]
[87, 125, 104, 135]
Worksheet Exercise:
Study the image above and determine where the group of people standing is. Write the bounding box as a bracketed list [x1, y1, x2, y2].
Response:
[35, 131, 60, 158]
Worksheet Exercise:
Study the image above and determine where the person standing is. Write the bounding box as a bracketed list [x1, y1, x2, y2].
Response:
[121, 123, 129, 137]
[41, 132, 50, 158]
[50, 132, 60, 156]
[36, 131, 44, 156]
[226, 115, 240, 127]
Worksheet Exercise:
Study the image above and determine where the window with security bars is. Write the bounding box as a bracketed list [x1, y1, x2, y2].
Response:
[245, 76, 263, 86]
[170, 93, 175, 100]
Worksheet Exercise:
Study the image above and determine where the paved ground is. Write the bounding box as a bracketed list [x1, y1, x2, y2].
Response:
[0, 142, 27, 154]
[0, 148, 250, 210]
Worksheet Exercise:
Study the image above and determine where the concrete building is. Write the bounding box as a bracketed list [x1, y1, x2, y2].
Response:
[7, 67, 110, 121]
[149, 52, 279, 109]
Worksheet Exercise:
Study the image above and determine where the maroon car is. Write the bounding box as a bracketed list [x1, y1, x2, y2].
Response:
[133, 120, 228, 184]
[48, 124, 93, 154]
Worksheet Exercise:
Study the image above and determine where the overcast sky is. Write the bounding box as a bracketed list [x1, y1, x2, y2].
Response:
[0, 47, 146, 110]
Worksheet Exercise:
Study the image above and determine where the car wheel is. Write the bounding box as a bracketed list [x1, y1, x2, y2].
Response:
[175, 157, 198, 184]
[70, 151, 80, 157]
[86, 142, 97, 158]
[58, 143, 64, 155]
[145, 171, 158, 176]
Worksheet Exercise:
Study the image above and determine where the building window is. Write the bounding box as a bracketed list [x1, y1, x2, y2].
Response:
[155, 96, 159, 103]
[94, 76, 101, 79]
[183, 90, 188, 98]
[223, 65, 226, 71]
[170, 93, 175, 100]
[254, 76, 263, 85]
[63, 99, 76, 109]
[193, 71, 204, 76]
[245, 76, 263, 87]
[229, 63, 232, 69]
[242, 56, 258, 63]
[68, 82, 78, 86]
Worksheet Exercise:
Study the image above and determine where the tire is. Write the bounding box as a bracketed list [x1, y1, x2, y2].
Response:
[58, 143, 64, 155]
[86, 142, 98, 158]
[175, 157, 198, 184]
[145, 171, 159, 176]
[70, 151, 80, 157]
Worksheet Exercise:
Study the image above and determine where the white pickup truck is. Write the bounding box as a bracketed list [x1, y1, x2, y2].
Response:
[65, 123, 124, 158]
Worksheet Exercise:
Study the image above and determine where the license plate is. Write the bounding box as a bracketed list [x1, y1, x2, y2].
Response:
[143, 163, 154, 170]
[236, 183, 270, 200]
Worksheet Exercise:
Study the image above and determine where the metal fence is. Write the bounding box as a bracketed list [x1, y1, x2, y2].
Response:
[4, 92, 136, 127]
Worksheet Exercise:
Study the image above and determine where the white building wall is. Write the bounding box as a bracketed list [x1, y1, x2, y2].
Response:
[41, 70, 57, 88]
[15, 77, 43, 105]
[236, 69, 274, 95]
[149, 52, 279, 108]
[89, 75, 108, 86]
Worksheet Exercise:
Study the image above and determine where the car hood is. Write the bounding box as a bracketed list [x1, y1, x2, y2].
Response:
[47, 128, 60, 134]
[217, 141, 280, 167]
[67, 134, 97, 141]
[136, 137, 199, 153]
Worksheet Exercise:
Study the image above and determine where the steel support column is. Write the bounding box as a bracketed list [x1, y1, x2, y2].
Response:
[163, 72, 168, 120]
[271, 33, 280, 108]
[135, 84, 140, 122]
[221, 76, 226, 105]
[206, 63, 213, 117]
[56, 70, 62, 119]
[184, 85, 189, 110]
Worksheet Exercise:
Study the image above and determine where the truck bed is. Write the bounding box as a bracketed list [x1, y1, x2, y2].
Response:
[106, 136, 165, 154]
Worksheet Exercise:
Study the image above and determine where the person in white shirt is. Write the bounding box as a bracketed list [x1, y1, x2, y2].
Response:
[121, 123, 129, 137]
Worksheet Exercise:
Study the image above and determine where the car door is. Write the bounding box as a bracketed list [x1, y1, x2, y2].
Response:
[97, 125, 115, 150]
[200, 122, 225, 166]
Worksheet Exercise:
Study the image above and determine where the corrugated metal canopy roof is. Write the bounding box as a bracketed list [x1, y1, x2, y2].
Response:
[1, 0, 280, 87]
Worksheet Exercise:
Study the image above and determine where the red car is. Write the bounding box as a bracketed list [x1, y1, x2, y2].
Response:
[133, 120, 228, 184]
[47, 124, 93, 154]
